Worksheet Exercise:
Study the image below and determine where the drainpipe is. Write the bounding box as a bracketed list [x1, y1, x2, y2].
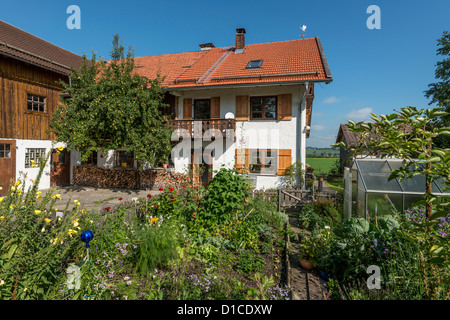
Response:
[299, 82, 308, 188]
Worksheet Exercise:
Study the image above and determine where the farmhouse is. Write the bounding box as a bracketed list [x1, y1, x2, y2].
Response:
[128, 28, 333, 189]
[0, 20, 83, 195]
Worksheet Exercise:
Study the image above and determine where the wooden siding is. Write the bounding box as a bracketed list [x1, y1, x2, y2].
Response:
[0, 55, 68, 140]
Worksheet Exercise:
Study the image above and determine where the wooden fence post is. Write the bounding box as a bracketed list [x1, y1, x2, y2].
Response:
[278, 188, 282, 212]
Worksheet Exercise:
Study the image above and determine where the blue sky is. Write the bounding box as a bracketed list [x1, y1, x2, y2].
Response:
[1, 0, 449, 147]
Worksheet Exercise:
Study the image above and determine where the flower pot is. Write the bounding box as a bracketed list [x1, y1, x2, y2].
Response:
[319, 270, 330, 281]
[162, 163, 168, 169]
[300, 259, 314, 271]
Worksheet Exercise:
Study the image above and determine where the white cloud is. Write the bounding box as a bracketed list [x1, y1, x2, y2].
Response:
[311, 124, 326, 131]
[345, 107, 373, 121]
[323, 96, 339, 104]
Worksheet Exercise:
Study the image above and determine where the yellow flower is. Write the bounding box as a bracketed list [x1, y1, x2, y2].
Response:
[52, 194, 61, 200]
[68, 229, 77, 237]
[57, 146, 64, 152]
[0, 216, 4, 221]
[34, 210, 41, 215]
[41, 227, 46, 233]
[0, 197, 4, 203]
[10, 186, 15, 192]
[45, 218, 51, 223]
[15, 180, 21, 186]
[0, 279, 4, 286]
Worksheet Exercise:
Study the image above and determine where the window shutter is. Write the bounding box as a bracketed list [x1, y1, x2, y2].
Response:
[235, 148, 249, 173]
[211, 97, 220, 119]
[183, 98, 192, 120]
[277, 149, 292, 175]
[235, 95, 249, 121]
[277, 94, 292, 120]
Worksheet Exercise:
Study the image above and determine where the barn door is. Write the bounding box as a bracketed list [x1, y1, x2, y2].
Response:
[0, 140, 16, 196]
[50, 148, 71, 186]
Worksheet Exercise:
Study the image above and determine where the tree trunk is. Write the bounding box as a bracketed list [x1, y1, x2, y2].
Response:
[426, 162, 433, 221]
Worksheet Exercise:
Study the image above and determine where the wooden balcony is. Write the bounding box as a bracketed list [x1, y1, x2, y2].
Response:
[170, 119, 236, 140]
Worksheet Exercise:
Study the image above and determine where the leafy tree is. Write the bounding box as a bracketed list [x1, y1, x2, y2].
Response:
[425, 31, 450, 148]
[49, 34, 172, 167]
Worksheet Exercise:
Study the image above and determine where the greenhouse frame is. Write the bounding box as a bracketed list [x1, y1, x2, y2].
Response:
[343, 158, 450, 220]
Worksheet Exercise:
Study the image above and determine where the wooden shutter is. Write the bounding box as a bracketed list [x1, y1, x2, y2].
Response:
[211, 97, 220, 119]
[235, 148, 249, 173]
[236, 95, 249, 121]
[277, 149, 292, 175]
[277, 94, 292, 120]
[183, 98, 192, 120]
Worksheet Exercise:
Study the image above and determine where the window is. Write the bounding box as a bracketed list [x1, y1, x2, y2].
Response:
[116, 151, 134, 168]
[194, 99, 211, 119]
[246, 60, 263, 69]
[250, 96, 277, 120]
[82, 151, 98, 166]
[249, 149, 277, 174]
[57, 151, 66, 164]
[25, 148, 46, 168]
[27, 94, 46, 113]
[0, 144, 11, 158]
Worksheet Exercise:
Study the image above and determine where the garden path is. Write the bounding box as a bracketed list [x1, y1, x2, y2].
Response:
[288, 215, 329, 300]
[39, 185, 161, 213]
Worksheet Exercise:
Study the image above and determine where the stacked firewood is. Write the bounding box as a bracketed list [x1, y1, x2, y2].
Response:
[73, 166, 191, 190]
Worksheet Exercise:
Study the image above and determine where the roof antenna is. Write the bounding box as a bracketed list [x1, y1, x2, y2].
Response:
[300, 25, 307, 38]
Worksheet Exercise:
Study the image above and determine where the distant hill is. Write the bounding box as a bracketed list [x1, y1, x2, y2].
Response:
[306, 147, 339, 158]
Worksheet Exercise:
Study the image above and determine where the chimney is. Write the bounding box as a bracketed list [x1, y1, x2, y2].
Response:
[235, 28, 246, 51]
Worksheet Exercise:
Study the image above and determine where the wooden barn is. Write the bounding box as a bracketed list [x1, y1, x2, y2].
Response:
[0, 20, 83, 194]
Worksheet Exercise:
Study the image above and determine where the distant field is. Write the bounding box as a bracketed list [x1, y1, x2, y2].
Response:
[306, 158, 338, 174]
[306, 148, 339, 158]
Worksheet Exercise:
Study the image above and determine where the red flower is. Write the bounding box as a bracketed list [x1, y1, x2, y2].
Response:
[147, 194, 152, 199]
[159, 188, 164, 191]
[105, 206, 111, 211]
[182, 185, 186, 189]
[175, 178, 180, 181]
[169, 186, 174, 192]
[168, 180, 172, 183]
[196, 197, 200, 201]
[192, 212, 196, 217]
[153, 204, 158, 209]
[118, 197, 123, 201]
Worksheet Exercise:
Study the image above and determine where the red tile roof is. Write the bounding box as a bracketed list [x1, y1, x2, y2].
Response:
[0, 20, 83, 75]
[135, 37, 332, 89]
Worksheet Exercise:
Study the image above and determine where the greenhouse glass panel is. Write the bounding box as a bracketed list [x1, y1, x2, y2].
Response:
[356, 160, 401, 192]
[367, 193, 403, 218]
[388, 160, 444, 193]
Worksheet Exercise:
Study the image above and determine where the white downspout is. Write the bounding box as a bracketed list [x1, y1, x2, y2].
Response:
[299, 82, 308, 188]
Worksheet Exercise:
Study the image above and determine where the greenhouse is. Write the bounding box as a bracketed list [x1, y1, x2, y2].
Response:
[343, 158, 450, 220]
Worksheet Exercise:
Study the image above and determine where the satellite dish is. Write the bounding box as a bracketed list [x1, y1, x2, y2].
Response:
[225, 112, 235, 119]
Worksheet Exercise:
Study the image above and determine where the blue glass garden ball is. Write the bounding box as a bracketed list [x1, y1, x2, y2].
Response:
[80, 230, 94, 248]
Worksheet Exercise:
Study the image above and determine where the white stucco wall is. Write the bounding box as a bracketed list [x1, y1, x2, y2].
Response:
[171, 84, 308, 189]
[7, 139, 67, 190]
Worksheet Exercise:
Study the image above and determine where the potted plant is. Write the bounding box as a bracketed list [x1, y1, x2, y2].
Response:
[298, 236, 318, 270]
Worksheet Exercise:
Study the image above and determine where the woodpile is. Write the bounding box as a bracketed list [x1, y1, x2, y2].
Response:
[73, 166, 191, 190]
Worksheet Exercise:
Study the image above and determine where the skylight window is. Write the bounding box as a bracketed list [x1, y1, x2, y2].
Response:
[246, 59, 263, 69]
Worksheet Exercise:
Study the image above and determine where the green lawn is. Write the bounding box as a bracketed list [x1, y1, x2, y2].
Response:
[306, 158, 339, 174]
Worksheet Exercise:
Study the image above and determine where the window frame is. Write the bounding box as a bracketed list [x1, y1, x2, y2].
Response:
[116, 150, 135, 168]
[249, 149, 278, 175]
[26, 93, 47, 113]
[250, 96, 278, 120]
[193, 99, 211, 120]
[25, 148, 46, 168]
[0, 143, 11, 159]
[82, 151, 98, 166]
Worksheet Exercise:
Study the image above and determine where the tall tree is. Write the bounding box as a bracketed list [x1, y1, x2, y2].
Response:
[425, 31, 450, 148]
[49, 35, 172, 167]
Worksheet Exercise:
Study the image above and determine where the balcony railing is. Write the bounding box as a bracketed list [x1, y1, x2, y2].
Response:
[170, 119, 236, 140]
